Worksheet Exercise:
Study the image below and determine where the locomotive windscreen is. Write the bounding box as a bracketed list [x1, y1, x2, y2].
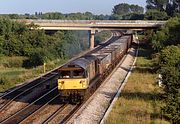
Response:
[59, 68, 86, 79]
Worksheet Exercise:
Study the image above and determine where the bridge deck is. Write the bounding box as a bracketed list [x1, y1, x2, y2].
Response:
[16, 19, 166, 30]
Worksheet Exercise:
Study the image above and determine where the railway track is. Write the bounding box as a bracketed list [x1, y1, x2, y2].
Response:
[43, 104, 80, 124]
[0, 87, 59, 124]
[0, 31, 123, 124]
[0, 72, 58, 111]
[1, 90, 80, 124]
[19, 94, 63, 124]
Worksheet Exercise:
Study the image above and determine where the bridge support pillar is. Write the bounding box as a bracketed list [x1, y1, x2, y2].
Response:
[89, 30, 96, 49]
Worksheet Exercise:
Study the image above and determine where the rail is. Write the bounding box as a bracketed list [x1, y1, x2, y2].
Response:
[0, 87, 58, 124]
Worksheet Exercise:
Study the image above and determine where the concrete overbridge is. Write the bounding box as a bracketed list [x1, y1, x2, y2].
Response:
[16, 19, 166, 48]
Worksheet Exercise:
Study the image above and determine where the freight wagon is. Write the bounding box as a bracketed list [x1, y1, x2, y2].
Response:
[57, 34, 132, 103]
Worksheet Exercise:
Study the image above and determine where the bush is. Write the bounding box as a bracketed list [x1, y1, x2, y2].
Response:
[145, 9, 169, 20]
[0, 56, 27, 68]
[23, 50, 47, 68]
[158, 45, 180, 123]
[0, 77, 6, 85]
[0, 76, 12, 91]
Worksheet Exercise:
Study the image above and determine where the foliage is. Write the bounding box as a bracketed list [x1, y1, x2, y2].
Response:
[95, 30, 112, 46]
[0, 56, 27, 68]
[159, 45, 180, 67]
[150, 17, 180, 51]
[146, 0, 168, 11]
[112, 3, 144, 15]
[141, 17, 179, 123]
[146, 0, 180, 17]
[109, 14, 122, 20]
[145, 9, 169, 20]
[0, 18, 89, 67]
[157, 45, 180, 123]
[111, 3, 144, 20]
[1, 11, 111, 20]
[122, 13, 144, 20]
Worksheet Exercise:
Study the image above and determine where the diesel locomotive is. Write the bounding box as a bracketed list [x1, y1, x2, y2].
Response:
[57, 33, 132, 103]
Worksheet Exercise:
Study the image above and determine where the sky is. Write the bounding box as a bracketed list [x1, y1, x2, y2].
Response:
[0, 0, 146, 15]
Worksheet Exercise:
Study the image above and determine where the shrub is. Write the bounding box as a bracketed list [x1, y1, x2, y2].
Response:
[158, 45, 180, 123]
[0, 56, 27, 68]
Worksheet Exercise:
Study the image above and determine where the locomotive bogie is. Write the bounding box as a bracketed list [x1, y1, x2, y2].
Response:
[60, 89, 86, 103]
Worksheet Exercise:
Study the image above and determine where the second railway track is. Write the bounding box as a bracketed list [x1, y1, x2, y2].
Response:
[0, 31, 125, 124]
[1, 87, 58, 124]
[0, 72, 58, 111]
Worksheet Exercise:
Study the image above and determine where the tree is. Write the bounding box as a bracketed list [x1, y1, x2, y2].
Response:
[146, 0, 180, 17]
[122, 13, 144, 20]
[112, 3, 144, 15]
[145, 9, 169, 20]
[113, 3, 131, 15]
[84, 12, 94, 20]
[130, 4, 144, 13]
[146, 0, 168, 11]
[149, 17, 180, 51]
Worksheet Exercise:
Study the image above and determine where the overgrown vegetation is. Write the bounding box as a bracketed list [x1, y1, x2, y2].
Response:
[141, 17, 180, 123]
[156, 46, 180, 123]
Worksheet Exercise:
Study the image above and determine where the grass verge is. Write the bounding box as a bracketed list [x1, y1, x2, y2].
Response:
[0, 58, 67, 92]
[105, 44, 169, 124]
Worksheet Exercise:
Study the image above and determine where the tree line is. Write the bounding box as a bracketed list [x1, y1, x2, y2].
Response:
[145, 17, 180, 124]
[137, 1, 179, 123]
[0, 17, 89, 67]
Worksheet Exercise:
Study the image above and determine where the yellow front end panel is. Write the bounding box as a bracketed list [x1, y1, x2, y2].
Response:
[58, 79, 88, 90]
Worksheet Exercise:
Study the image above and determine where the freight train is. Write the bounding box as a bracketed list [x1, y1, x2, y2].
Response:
[57, 32, 132, 103]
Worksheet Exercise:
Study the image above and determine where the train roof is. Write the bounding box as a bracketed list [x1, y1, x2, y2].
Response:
[71, 58, 91, 69]
[59, 57, 91, 70]
[82, 54, 97, 61]
[91, 53, 110, 60]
